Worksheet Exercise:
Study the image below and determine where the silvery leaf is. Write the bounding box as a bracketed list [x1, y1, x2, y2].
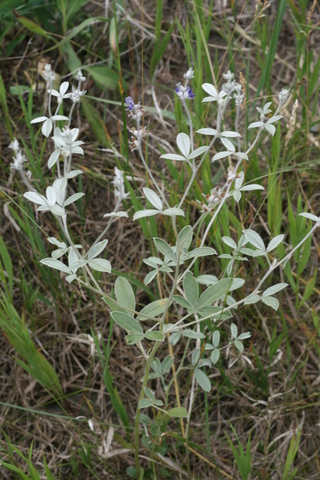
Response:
[143, 187, 162, 210]
[133, 209, 160, 220]
[262, 283, 288, 297]
[177, 132, 191, 158]
[220, 131, 241, 138]
[194, 368, 211, 392]
[261, 296, 279, 310]
[267, 234, 285, 252]
[160, 153, 187, 161]
[244, 229, 265, 251]
[40, 258, 70, 273]
[88, 258, 111, 272]
[299, 212, 320, 222]
[197, 127, 218, 136]
[188, 146, 208, 160]
[212, 151, 231, 161]
[87, 239, 108, 260]
[64, 192, 85, 207]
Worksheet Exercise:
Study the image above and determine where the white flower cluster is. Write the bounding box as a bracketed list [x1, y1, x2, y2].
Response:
[8, 138, 27, 171]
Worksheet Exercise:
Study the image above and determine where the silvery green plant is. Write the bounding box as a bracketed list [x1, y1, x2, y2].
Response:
[10, 63, 320, 474]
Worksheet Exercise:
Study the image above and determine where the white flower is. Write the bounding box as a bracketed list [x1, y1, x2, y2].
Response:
[175, 83, 195, 100]
[10, 150, 27, 171]
[112, 167, 129, 200]
[50, 82, 69, 104]
[76, 69, 86, 82]
[183, 68, 195, 80]
[43, 64, 55, 82]
[9, 139, 28, 171]
[68, 85, 86, 103]
[8, 138, 20, 154]
[31, 114, 69, 137]
[278, 88, 290, 104]
[130, 126, 147, 150]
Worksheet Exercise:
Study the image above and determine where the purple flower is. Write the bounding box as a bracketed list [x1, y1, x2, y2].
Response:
[175, 83, 195, 100]
[125, 96, 135, 111]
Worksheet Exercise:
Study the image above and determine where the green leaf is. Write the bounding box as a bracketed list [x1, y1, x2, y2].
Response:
[161, 355, 174, 374]
[111, 311, 143, 333]
[166, 407, 188, 418]
[178, 225, 193, 250]
[137, 298, 170, 320]
[126, 333, 144, 345]
[231, 323, 238, 338]
[244, 293, 261, 305]
[183, 272, 199, 307]
[115, 277, 136, 312]
[182, 329, 206, 339]
[83, 65, 124, 91]
[81, 96, 107, 143]
[212, 330, 220, 348]
[263, 283, 288, 297]
[197, 278, 233, 307]
[145, 331, 164, 341]
[194, 368, 211, 392]
[211, 349, 220, 364]
[172, 295, 192, 309]
[234, 340, 244, 352]
[139, 399, 154, 409]
[153, 237, 175, 261]
[144, 387, 155, 401]
[0, 236, 13, 299]
[16, 15, 53, 40]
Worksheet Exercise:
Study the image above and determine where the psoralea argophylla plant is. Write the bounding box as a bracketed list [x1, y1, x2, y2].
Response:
[10, 63, 320, 475]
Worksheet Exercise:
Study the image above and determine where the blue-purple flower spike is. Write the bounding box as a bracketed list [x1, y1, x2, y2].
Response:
[125, 96, 135, 111]
[187, 87, 195, 98]
[175, 83, 195, 100]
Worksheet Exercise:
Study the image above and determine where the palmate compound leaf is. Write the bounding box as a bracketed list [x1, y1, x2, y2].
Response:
[111, 311, 143, 334]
